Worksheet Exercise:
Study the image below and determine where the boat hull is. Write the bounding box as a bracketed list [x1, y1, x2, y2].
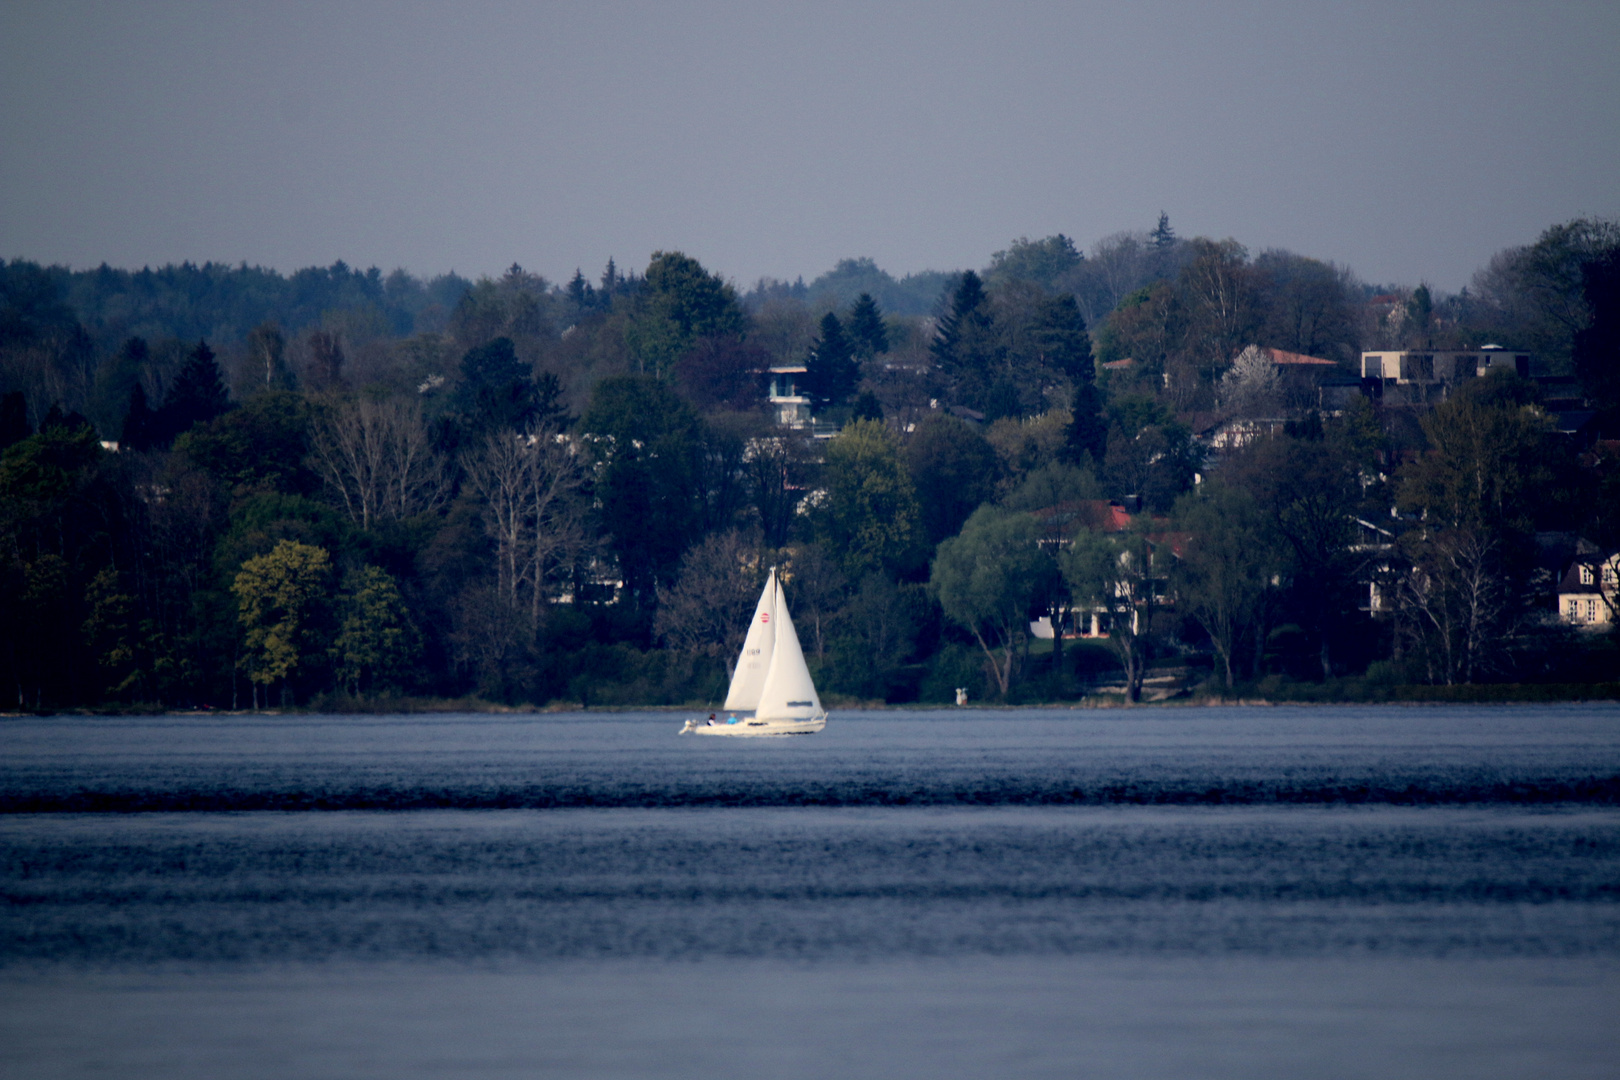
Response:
[680, 714, 826, 736]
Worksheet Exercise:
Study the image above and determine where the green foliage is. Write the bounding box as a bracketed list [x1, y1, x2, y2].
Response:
[154, 340, 230, 446]
[822, 575, 928, 700]
[932, 271, 1015, 418]
[0, 421, 100, 515]
[1398, 373, 1555, 537]
[332, 565, 421, 696]
[628, 251, 746, 377]
[1095, 396, 1198, 510]
[1173, 482, 1286, 688]
[902, 413, 999, 547]
[985, 235, 1083, 293]
[81, 566, 141, 700]
[844, 293, 889, 358]
[804, 257, 951, 317]
[1000, 460, 1103, 513]
[232, 539, 331, 699]
[1060, 525, 1161, 702]
[174, 390, 314, 493]
[1471, 217, 1620, 366]
[805, 312, 860, 408]
[450, 266, 554, 348]
[580, 375, 708, 600]
[813, 419, 921, 580]
[1029, 294, 1093, 384]
[931, 505, 1051, 696]
[244, 322, 296, 394]
[673, 335, 768, 411]
[451, 337, 557, 436]
[6, 226, 1620, 710]
[1093, 281, 1180, 370]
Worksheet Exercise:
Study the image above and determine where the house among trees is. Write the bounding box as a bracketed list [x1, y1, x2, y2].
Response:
[767, 364, 812, 428]
[1558, 549, 1618, 629]
[1361, 347, 1531, 403]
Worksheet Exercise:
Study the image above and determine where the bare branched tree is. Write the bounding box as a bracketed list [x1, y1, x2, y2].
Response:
[653, 530, 766, 677]
[310, 397, 449, 529]
[460, 427, 589, 630]
[1397, 528, 1511, 686]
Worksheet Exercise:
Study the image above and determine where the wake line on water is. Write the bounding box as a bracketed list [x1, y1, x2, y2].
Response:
[6, 777, 1619, 812]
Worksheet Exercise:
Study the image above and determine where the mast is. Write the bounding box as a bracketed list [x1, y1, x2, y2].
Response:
[755, 572, 823, 721]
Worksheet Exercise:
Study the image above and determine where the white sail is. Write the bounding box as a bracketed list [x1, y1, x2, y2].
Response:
[682, 565, 826, 735]
[722, 568, 778, 712]
[755, 585, 823, 721]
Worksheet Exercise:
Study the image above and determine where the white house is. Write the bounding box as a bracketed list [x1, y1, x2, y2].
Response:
[1557, 551, 1618, 629]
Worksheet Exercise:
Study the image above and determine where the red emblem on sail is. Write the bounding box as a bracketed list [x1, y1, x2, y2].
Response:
[760, 613, 770, 623]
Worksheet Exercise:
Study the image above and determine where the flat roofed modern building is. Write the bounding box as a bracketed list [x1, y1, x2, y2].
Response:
[767, 365, 812, 428]
[1360, 348, 1529, 385]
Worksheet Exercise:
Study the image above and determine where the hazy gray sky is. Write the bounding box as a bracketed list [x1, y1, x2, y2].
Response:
[3, 1, 1616, 293]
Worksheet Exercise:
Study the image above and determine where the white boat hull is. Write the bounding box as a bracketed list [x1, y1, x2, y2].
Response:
[680, 714, 826, 737]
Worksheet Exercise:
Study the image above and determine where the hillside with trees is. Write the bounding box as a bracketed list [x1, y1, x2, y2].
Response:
[1, 217, 1616, 712]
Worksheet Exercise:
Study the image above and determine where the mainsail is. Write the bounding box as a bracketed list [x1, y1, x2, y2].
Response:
[722, 568, 779, 712]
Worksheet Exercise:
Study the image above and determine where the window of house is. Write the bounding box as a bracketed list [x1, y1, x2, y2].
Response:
[1580, 565, 1595, 586]
[1587, 599, 1599, 622]
[1568, 599, 1581, 619]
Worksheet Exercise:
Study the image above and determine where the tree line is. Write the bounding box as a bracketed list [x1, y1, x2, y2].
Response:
[0, 216, 1616, 711]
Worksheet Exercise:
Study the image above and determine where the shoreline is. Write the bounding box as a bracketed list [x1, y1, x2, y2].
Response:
[4, 683, 1619, 719]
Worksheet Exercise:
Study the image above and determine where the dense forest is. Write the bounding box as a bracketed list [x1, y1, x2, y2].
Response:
[1, 215, 1617, 712]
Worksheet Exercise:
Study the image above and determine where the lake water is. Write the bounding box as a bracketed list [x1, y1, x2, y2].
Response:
[3, 705, 1618, 1078]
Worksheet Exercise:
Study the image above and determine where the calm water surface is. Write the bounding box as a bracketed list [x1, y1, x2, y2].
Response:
[3, 705, 1618, 1079]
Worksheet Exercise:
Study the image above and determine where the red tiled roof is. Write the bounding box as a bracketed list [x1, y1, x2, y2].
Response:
[1030, 500, 1133, 535]
[1260, 347, 1336, 366]
[1147, 531, 1192, 559]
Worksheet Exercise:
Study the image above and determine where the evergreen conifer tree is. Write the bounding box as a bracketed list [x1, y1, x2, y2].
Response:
[155, 339, 229, 446]
[807, 312, 860, 408]
[931, 271, 1002, 411]
[1032, 294, 1093, 384]
[567, 269, 596, 312]
[1066, 382, 1108, 466]
[1149, 212, 1178, 279]
[120, 384, 154, 451]
[845, 293, 889, 359]
[453, 337, 539, 436]
[850, 390, 884, 422]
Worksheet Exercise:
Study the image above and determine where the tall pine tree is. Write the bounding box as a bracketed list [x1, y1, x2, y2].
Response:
[806, 312, 860, 408]
[120, 383, 155, 451]
[931, 271, 1002, 413]
[1032, 294, 1093, 384]
[154, 339, 229, 446]
[845, 293, 889, 359]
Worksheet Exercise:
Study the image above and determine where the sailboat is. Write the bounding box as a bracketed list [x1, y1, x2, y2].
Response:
[680, 566, 826, 736]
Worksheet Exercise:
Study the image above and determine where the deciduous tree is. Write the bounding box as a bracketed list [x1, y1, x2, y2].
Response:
[813, 418, 921, 579]
[310, 396, 448, 528]
[932, 506, 1050, 697]
[233, 539, 330, 707]
[332, 564, 421, 696]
